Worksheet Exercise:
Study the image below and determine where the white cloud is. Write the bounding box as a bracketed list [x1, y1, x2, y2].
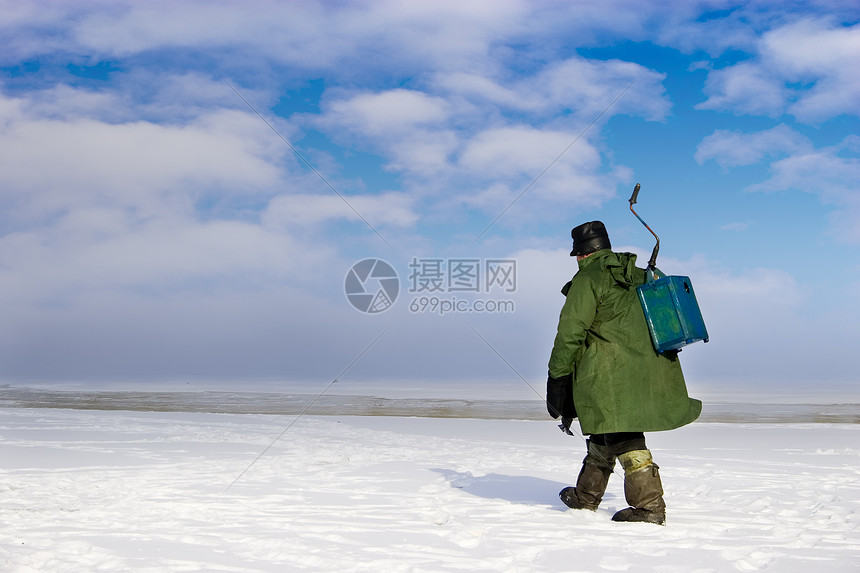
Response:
[433, 56, 670, 122]
[323, 89, 450, 137]
[720, 221, 754, 232]
[0, 213, 339, 320]
[316, 69, 648, 205]
[459, 126, 591, 176]
[383, 131, 461, 177]
[656, 10, 758, 57]
[60, 1, 530, 77]
[454, 125, 625, 211]
[697, 61, 787, 117]
[535, 57, 670, 122]
[748, 136, 860, 198]
[0, 93, 288, 224]
[264, 192, 418, 228]
[7, 3, 672, 225]
[314, 89, 459, 177]
[16, 83, 121, 121]
[747, 135, 860, 242]
[309, 48, 671, 199]
[695, 124, 810, 168]
[694, 265, 804, 308]
[433, 72, 539, 111]
[10, 72, 245, 125]
[697, 126, 860, 243]
[0, 84, 346, 339]
[762, 19, 860, 121]
[697, 19, 860, 122]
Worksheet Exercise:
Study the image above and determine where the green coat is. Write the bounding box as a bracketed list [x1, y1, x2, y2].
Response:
[548, 249, 701, 434]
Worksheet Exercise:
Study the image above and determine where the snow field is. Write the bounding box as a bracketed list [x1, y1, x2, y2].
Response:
[0, 409, 858, 572]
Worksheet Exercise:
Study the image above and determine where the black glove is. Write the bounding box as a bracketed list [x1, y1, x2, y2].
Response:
[559, 416, 574, 435]
[546, 372, 575, 420]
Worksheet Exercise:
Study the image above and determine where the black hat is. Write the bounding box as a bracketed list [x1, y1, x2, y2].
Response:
[570, 221, 611, 256]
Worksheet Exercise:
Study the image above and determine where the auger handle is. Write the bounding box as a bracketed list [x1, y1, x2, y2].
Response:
[628, 182, 660, 270]
[629, 182, 641, 206]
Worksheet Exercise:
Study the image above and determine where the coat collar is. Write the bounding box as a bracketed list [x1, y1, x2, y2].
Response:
[576, 248, 613, 270]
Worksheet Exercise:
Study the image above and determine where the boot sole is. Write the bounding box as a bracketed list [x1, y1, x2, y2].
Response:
[611, 508, 665, 525]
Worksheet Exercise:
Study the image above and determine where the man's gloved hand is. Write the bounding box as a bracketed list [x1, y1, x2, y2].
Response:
[546, 372, 575, 420]
[559, 416, 574, 435]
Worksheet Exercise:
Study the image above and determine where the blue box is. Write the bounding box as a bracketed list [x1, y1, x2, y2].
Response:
[637, 275, 709, 353]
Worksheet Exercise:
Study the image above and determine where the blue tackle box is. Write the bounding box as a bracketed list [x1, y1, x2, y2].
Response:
[637, 272, 709, 353]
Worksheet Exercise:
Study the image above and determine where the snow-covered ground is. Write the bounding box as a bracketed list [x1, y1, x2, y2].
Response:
[1, 407, 858, 572]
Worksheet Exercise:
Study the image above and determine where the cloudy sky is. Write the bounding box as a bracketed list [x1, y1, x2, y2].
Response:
[1, 1, 858, 398]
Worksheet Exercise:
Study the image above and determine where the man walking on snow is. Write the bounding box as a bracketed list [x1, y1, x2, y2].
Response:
[547, 221, 702, 525]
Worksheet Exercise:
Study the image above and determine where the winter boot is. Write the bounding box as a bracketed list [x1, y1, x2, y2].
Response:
[612, 449, 666, 525]
[560, 439, 616, 510]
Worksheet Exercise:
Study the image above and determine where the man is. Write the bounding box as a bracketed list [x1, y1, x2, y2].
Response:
[547, 221, 702, 525]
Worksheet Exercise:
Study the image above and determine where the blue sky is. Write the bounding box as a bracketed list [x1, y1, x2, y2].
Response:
[1, 1, 858, 399]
